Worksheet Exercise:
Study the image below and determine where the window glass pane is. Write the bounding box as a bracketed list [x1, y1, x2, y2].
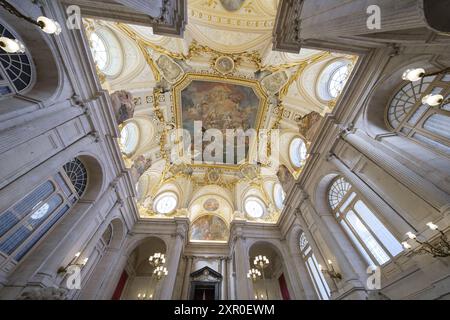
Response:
[413, 133, 450, 154]
[54, 173, 72, 197]
[354, 201, 403, 257]
[289, 137, 307, 168]
[307, 256, 330, 300]
[328, 177, 351, 210]
[407, 104, 428, 125]
[346, 210, 390, 265]
[340, 192, 356, 213]
[340, 220, 376, 267]
[305, 259, 321, 299]
[0, 181, 54, 237]
[14, 205, 69, 261]
[423, 114, 450, 140]
[387, 77, 434, 129]
[0, 194, 62, 255]
[311, 254, 331, 299]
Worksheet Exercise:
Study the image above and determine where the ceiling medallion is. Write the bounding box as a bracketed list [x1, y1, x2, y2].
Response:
[203, 198, 220, 211]
[220, 0, 246, 12]
[214, 56, 235, 75]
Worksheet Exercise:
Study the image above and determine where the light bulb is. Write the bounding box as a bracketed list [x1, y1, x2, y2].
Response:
[37, 16, 62, 35]
[318, 264, 323, 271]
[0, 37, 25, 53]
[422, 94, 443, 106]
[426, 222, 438, 230]
[406, 231, 416, 240]
[82, 257, 89, 265]
[402, 68, 425, 82]
[402, 241, 412, 249]
[327, 259, 333, 265]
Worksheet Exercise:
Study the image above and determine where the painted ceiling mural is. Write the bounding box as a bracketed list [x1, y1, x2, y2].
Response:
[180, 80, 260, 164]
[83, 0, 358, 242]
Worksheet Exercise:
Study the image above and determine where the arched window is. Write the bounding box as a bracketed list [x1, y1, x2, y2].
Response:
[273, 183, 285, 210]
[386, 73, 450, 155]
[153, 192, 178, 215]
[0, 158, 88, 263]
[0, 23, 33, 98]
[289, 137, 307, 168]
[119, 122, 139, 155]
[88, 28, 123, 78]
[299, 232, 331, 300]
[244, 196, 266, 219]
[317, 60, 351, 101]
[328, 177, 403, 266]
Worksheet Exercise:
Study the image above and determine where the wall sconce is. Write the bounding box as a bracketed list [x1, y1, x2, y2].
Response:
[319, 260, 342, 280]
[403, 222, 449, 258]
[57, 252, 88, 274]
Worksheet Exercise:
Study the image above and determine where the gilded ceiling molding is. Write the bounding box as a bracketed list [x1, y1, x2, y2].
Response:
[188, 0, 276, 33]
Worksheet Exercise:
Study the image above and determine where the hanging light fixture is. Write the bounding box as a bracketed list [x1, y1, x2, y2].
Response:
[421, 94, 444, 107]
[402, 68, 425, 82]
[36, 16, 62, 35]
[0, 0, 62, 53]
[148, 252, 166, 267]
[0, 36, 25, 53]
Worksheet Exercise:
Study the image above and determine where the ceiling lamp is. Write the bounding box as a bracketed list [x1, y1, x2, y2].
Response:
[37, 16, 62, 35]
[0, 36, 25, 53]
[421, 94, 444, 107]
[402, 68, 425, 82]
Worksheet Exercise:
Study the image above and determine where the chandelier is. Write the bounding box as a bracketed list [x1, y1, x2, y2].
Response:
[148, 252, 166, 267]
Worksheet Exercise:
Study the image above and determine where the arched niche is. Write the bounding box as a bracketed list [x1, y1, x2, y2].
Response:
[248, 241, 293, 300]
[188, 185, 234, 221]
[0, 16, 60, 119]
[120, 236, 167, 300]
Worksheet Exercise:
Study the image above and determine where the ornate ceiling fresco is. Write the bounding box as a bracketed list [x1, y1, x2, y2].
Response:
[83, 0, 357, 243]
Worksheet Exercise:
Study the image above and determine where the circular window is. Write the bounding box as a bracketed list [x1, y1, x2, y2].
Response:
[89, 33, 108, 71]
[317, 60, 351, 101]
[273, 183, 285, 210]
[289, 137, 307, 168]
[328, 65, 349, 98]
[154, 192, 178, 214]
[120, 122, 139, 155]
[244, 197, 265, 218]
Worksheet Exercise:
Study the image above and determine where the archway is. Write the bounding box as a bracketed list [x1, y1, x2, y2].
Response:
[248, 241, 291, 300]
[119, 236, 167, 300]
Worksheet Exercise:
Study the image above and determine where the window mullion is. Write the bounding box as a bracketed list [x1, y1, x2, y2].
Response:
[342, 207, 380, 265]
[8, 198, 69, 261]
[351, 204, 393, 259]
[0, 186, 58, 245]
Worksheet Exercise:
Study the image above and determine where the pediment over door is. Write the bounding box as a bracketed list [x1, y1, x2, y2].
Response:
[190, 266, 222, 282]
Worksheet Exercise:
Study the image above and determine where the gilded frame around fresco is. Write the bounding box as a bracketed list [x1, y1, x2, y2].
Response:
[172, 72, 270, 170]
